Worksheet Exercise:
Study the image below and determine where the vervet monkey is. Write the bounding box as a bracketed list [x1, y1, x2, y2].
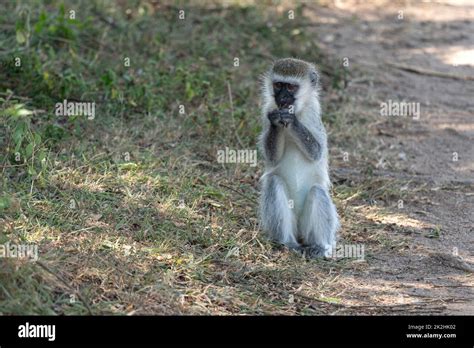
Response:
[259, 58, 339, 258]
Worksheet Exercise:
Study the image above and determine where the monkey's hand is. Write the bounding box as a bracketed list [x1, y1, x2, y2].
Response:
[267, 109, 284, 127]
[277, 108, 296, 128]
[267, 109, 296, 128]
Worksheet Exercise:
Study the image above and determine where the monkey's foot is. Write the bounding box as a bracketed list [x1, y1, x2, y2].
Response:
[301, 245, 327, 259]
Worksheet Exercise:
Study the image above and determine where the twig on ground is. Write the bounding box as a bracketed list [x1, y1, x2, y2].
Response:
[36, 261, 93, 315]
[92, 9, 120, 30]
[304, 294, 446, 311]
[219, 182, 258, 204]
[385, 61, 474, 81]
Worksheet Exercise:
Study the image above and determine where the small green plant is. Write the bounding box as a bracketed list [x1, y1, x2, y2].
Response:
[1, 101, 48, 178]
[427, 225, 441, 239]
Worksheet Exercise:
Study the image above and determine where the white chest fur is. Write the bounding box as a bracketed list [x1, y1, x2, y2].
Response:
[273, 136, 328, 216]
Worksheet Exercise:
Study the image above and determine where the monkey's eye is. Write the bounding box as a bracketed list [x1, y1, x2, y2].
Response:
[273, 82, 283, 90]
[287, 84, 299, 92]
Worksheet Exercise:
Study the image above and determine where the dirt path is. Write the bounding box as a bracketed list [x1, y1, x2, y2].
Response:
[306, 0, 473, 314]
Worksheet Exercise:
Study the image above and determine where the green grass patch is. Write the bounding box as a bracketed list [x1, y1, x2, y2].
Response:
[0, 1, 400, 315]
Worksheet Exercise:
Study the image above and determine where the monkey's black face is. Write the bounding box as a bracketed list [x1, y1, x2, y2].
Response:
[273, 82, 299, 109]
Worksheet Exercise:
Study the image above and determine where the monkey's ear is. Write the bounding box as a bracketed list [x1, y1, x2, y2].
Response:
[309, 70, 319, 87]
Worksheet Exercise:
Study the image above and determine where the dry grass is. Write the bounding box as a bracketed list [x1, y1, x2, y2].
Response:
[0, 0, 436, 315]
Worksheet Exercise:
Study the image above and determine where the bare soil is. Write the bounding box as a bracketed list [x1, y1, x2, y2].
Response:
[306, 0, 473, 314]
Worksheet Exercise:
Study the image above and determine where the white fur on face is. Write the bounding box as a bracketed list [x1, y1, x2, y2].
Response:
[262, 72, 317, 116]
[293, 79, 314, 115]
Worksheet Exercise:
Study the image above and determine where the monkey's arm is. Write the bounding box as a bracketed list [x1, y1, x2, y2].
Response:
[263, 125, 285, 164]
[287, 118, 322, 161]
[263, 110, 287, 163]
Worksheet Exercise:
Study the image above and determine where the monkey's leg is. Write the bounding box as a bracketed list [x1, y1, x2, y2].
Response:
[260, 174, 299, 249]
[298, 184, 339, 258]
